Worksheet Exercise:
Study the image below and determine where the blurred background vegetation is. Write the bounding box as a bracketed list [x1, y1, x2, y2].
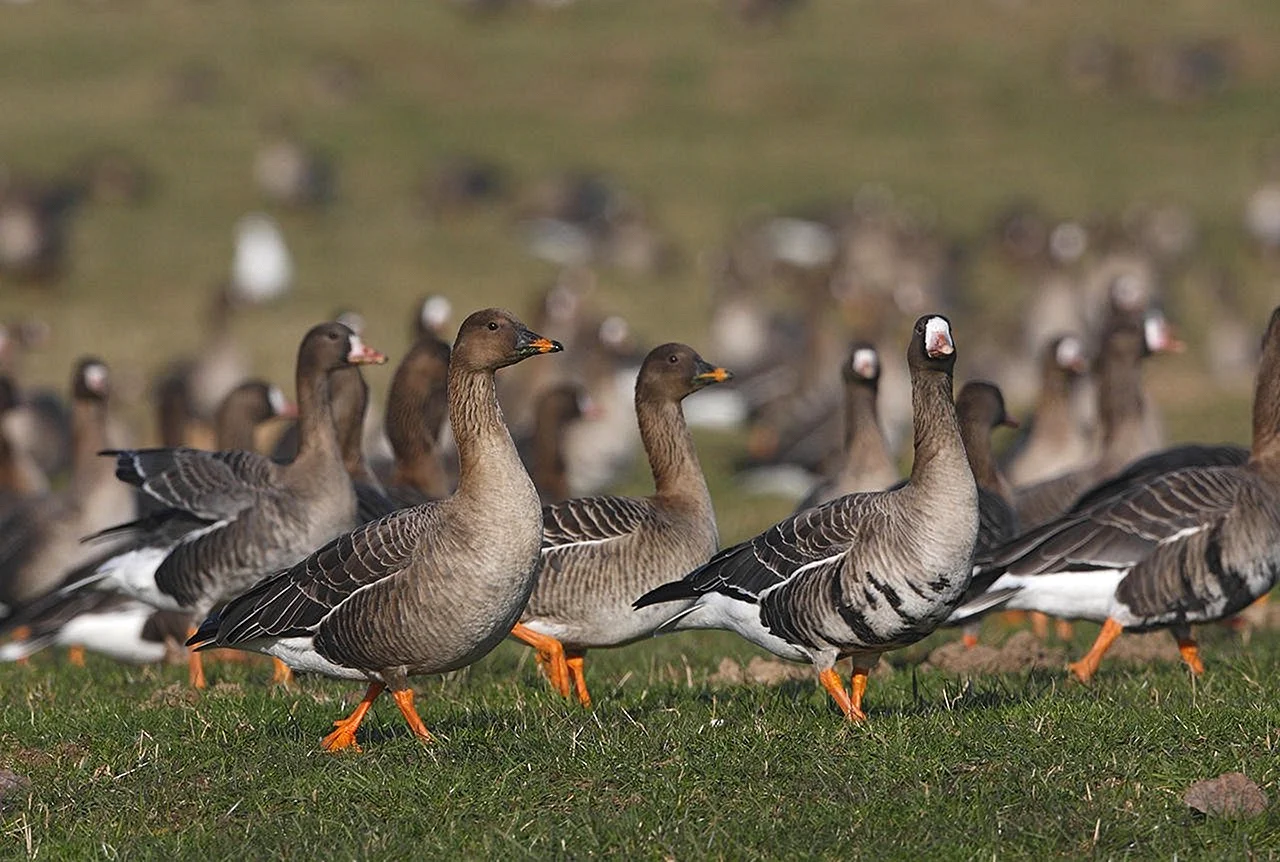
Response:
[2, 0, 1278, 542]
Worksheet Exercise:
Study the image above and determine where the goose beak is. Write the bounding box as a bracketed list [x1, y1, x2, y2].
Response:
[692, 359, 733, 388]
[515, 328, 564, 358]
[924, 317, 954, 359]
[346, 335, 388, 365]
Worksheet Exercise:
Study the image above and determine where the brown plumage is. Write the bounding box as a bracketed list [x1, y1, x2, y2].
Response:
[513, 343, 730, 706]
[189, 308, 562, 751]
[1003, 334, 1091, 487]
[384, 331, 453, 501]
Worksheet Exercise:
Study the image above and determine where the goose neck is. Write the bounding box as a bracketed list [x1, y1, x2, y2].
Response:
[638, 396, 709, 508]
[451, 366, 530, 499]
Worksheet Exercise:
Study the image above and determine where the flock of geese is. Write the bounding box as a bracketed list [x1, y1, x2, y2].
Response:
[0, 287, 1277, 750]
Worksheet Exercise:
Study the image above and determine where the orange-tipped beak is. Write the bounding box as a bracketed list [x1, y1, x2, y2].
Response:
[528, 337, 562, 355]
[694, 367, 733, 385]
[347, 335, 388, 365]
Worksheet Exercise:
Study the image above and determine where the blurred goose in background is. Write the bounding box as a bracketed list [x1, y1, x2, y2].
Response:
[514, 344, 729, 706]
[1002, 334, 1092, 486]
[1012, 309, 1181, 531]
[381, 329, 453, 503]
[152, 283, 254, 431]
[636, 316, 980, 721]
[415, 156, 509, 221]
[230, 213, 293, 304]
[951, 305, 1280, 683]
[517, 382, 595, 505]
[412, 294, 455, 343]
[0, 169, 82, 287]
[0, 360, 135, 619]
[794, 342, 898, 511]
[0, 375, 48, 500]
[0, 379, 294, 666]
[188, 309, 562, 751]
[68, 323, 387, 688]
[253, 119, 335, 210]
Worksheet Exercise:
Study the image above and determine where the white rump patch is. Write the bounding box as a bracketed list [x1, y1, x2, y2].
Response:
[96, 547, 183, 611]
[258, 637, 368, 681]
[61, 607, 169, 664]
[995, 569, 1128, 621]
[670, 593, 811, 663]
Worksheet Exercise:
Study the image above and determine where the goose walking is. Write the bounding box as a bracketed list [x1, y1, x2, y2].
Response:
[635, 316, 979, 721]
[950, 305, 1280, 683]
[188, 309, 562, 751]
[512, 343, 730, 706]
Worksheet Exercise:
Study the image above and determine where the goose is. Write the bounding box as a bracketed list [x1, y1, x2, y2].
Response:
[634, 315, 979, 721]
[795, 342, 898, 511]
[0, 359, 135, 620]
[512, 344, 730, 706]
[382, 330, 453, 502]
[0, 375, 46, 500]
[950, 305, 1280, 683]
[1002, 335, 1092, 487]
[0, 378, 296, 666]
[187, 309, 562, 751]
[1012, 310, 1181, 531]
[519, 382, 595, 505]
[73, 322, 386, 688]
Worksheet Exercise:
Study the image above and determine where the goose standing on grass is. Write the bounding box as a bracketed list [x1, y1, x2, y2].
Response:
[795, 342, 898, 511]
[512, 344, 730, 706]
[75, 323, 386, 688]
[950, 305, 1280, 683]
[1003, 335, 1091, 487]
[1012, 311, 1182, 531]
[635, 316, 979, 721]
[0, 359, 134, 619]
[188, 309, 562, 751]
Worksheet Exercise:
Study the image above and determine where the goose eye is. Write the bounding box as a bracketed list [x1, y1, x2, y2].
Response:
[668, 354, 679, 363]
[487, 321, 499, 331]
[326, 331, 339, 341]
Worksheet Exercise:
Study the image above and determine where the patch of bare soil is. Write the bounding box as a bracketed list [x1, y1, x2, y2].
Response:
[924, 631, 1067, 675]
[1184, 772, 1269, 818]
[0, 769, 29, 810]
[706, 656, 892, 687]
[145, 683, 199, 709]
[1104, 631, 1183, 666]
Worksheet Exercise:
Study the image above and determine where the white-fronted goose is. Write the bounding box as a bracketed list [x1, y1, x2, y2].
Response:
[188, 309, 562, 751]
[214, 380, 294, 453]
[635, 315, 978, 721]
[951, 306, 1280, 683]
[1003, 334, 1092, 487]
[795, 342, 898, 511]
[512, 344, 730, 706]
[1012, 311, 1181, 531]
[80, 323, 386, 687]
[0, 359, 135, 618]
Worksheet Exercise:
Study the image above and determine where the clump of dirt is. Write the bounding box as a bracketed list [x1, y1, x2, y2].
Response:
[1104, 630, 1184, 666]
[925, 631, 1067, 675]
[145, 683, 199, 709]
[707, 656, 892, 687]
[1184, 772, 1269, 818]
[0, 769, 29, 811]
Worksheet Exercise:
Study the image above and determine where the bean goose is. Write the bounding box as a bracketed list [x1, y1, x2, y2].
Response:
[634, 315, 979, 721]
[518, 382, 595, 505]
[1002, 335, 1091, 487]
[795, 342, 898, 511]
[187, 309, 562, 751]
[76, 323, 386, 688]
[1, 379, 295, 666]
[1012, 311, 1181, 531]
[382, 330, 453, 501]
[950, 305, 1280, 683]
[512, 343, 730, 706]
[0, 359, 135, 619]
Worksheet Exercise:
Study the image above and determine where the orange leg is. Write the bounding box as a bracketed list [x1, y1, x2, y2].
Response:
[961, 623, 979, 649]
[269, 658, 294, 686]
[510, 623, 569, 697]
[10, 625, 31, 666]
[1030, 611, 1050, 640]
[390, 688, 434, 743]
[186, 627, 207, 689]
[1067, 618, 1124, 684]
[850, 666, 870, 717]
[1055, 619, 1075, 642]
[322, 682, 385, 752]
[818, 667, 865, 721]
[1174, 634, 1206, 675]
[565, 651, 591, 708]
[67, 646, 86, 667]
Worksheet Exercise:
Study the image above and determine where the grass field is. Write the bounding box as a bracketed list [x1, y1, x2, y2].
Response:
[3, 0, 1280, 858]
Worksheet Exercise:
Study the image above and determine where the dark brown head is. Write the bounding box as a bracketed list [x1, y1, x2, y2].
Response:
[635, 343, 733, 404]
[450, 308, 562, 373]
[907, 315, 956, 374]
[72, 358, 110, 403]
[957, 381, 1018, 433]
[296, 322, 387, 375]
[217, 380, 294, 427]
[842, 341, 881, 386]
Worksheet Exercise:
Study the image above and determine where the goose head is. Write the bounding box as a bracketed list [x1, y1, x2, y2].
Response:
[72, 358, 111, 403]
[908, 314, 957, 373]
[452, 308, 562, 372]
[957, 381, 1018, 432]
[842, 342, 881, 385]
[297, 322, 387, 375]
[636, 343, 732, 404]
[1050, 334, 1089, 376]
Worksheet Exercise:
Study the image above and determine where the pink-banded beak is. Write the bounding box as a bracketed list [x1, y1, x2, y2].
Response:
[924, 317, 954, 359]
[346, 335, 388, 365]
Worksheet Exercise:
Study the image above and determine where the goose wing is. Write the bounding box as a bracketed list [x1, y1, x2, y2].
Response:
[191, 504, 435, 646]
[106, 448, 274, 520]
[541, 495, 653, 551]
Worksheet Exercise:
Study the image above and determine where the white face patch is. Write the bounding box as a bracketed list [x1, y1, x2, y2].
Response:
[267, 385, 289, 416]
[851, 348, 879, 379]
[421, 295, 452, 331]
[923, 317, 954, 357]
[1144, 313, 1170, 352]
[346, 334, 369, 361]
[83, 363, 109, 394]
[1055, 336, 1083, 369]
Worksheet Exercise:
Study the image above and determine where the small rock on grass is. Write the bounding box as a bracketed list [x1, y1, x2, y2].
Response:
[1183, 772, 1269, 818]
[0, 769, 30, 810]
